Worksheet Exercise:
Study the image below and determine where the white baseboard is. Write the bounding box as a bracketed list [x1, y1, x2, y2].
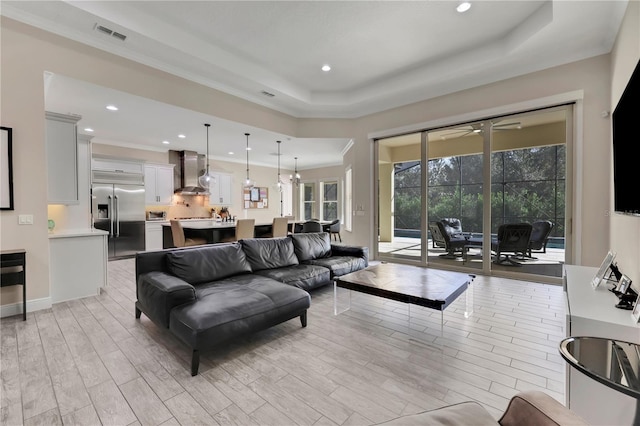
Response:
[0, 297, 52, 319]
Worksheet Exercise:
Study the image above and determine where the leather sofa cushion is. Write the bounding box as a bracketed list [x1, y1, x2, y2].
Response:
[306, 256, 367, 279]
[169, 276, 310, 349]
[240, 237, 299, 271]
[255, 264, 331, 291]
[290, 232, 331, 261]
[166, 243, 252, 284]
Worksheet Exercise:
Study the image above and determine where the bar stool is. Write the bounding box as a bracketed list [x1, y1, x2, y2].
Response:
[170, 220, 207, 247]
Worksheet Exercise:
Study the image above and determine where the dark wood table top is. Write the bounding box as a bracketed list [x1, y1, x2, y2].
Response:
[336, 262, 473, 311]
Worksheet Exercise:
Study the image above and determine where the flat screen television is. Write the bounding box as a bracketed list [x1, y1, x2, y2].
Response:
[612, 58, 640, 216]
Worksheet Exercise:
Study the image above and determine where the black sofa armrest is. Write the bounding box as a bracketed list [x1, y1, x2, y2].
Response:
[136, 271, 196, 328]
[331, 245, 369, 267]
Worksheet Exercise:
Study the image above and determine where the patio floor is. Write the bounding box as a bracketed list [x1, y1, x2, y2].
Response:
[379, 237, 565, 278]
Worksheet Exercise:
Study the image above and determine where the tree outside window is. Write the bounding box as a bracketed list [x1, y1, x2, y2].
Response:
[322, 181, 338, 221]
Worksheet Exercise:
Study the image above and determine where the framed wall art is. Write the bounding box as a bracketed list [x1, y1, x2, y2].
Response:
[1, 126, 14, 210]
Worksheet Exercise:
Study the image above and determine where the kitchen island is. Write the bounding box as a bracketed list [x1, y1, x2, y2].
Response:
[161, 219, 273, 248]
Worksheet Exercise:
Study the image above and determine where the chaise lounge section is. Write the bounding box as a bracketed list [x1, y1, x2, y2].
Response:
[135, 233, 368, 375]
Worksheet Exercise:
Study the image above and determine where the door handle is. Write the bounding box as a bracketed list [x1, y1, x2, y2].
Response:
[108, 195, 114, 237]
[114, 195, 120, 237]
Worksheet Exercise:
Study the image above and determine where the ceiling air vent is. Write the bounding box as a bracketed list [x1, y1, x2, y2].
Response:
[261, 90, 275, 97]
[112, 32, 127, 41]
[94, 24, 127, 41]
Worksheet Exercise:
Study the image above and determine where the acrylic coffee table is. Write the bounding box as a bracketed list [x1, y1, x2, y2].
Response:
[334, 263, 474, 335]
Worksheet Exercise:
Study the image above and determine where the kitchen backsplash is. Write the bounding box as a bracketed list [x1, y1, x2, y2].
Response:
[146, 194, 233, 219]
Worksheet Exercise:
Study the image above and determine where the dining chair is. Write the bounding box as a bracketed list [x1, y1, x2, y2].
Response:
[235, 219, 255, 240]
[324, 219, 341, 242]
[271, 217, 289, 237]
[170, 220, 207, 247]
[301, 220, 322, 233]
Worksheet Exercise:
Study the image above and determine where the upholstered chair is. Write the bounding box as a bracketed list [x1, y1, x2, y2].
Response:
[170, 220, 207, 248]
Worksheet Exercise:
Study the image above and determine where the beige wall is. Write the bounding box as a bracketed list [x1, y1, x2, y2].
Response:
[2, 2, 639, 311]
[609, 0, 640, 285]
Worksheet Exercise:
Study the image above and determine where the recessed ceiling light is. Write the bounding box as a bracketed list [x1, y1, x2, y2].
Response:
[162, 140, 170, 145]
[246, 147, 252, 151]
[84, 128, 94, 132]
[457, 2, 471, 13]
[321, 64, 331, 72]
[178, 134, 186, 139]
[228, 151, 234, 155]
[106, 105, 118, 111]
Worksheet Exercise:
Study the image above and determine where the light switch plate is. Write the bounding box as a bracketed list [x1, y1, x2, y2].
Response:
[18, 214, 34, 225]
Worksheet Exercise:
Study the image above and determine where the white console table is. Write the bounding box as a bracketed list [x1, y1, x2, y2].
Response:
[564, 264, 640, 425]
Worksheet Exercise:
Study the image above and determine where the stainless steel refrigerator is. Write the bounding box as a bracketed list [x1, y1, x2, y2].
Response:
[92, 181, 146, 259]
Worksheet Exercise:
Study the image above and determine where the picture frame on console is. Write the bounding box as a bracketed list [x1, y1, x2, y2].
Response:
[631, 293, 640, 323]
[591, 250, 616, 289]
[617, 274, 632, 294]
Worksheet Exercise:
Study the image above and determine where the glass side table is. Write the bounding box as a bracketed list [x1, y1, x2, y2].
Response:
[560, 336, 640, 426]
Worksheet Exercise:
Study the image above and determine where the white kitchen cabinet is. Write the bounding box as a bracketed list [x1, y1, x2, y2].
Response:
[45, 111, 80, 204]
[209, 172, 233, 206]
[145, 164, 175, 205]
[145, 221, 167, 251]
[92, 157, 145, 174]
[563, 265, 639, 426]
[49, 229, 108, 303]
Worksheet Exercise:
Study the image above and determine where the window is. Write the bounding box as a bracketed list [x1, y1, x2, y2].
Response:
[345, 167, 352, 231]
[301, 183, 315, 220]
[321, 181, 338, 221]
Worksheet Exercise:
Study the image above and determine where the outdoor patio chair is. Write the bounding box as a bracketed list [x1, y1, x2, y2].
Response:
[491, 223, 533, 266]
[526, 220, 554, 258]
[429, 221, 467, 258]
[430, 217, 464, 248]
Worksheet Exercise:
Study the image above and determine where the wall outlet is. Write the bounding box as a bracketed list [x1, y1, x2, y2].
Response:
[18, 214, 34, 225]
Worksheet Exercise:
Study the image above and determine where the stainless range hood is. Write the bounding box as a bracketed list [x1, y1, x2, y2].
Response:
[168, 150, 209, 195]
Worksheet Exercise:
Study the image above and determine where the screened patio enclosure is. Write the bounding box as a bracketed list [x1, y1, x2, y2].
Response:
[376, 106, 571, 280]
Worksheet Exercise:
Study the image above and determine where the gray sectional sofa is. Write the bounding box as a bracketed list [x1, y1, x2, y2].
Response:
[135, 232, 368, 375]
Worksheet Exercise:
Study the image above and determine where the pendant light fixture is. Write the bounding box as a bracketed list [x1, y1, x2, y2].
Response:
[275, 140, 283, 192]
[276, 140, 284, 216]
[243, 133, 254, 188]
[290, 156, 301, 186]
[198, 123, 215, 189]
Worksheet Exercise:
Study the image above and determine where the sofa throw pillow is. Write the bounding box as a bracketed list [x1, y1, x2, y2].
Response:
[240, 237, 299, 272]
[166, 243, 252, 284]
[290, 232, 331, 261]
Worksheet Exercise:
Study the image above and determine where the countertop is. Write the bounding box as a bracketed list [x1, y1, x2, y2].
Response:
[48, 228, 110, 239]
[161, 219, 267, 229]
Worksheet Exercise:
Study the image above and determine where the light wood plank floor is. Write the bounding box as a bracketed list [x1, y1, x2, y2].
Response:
[1, 258, 566, 425]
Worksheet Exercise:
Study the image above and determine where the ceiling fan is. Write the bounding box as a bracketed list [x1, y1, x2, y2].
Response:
[438, 120, 523, 140]
[438, 123, 484, 139]
[491, 121, 522, 131]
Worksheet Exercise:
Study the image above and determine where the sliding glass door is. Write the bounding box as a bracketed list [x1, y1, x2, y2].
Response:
[376, 105, 570, 280]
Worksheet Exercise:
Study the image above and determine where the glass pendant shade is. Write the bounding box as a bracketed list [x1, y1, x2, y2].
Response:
[243, 133, 254, 188]
[290, 157, 301, 186]
[198, 123, 215, 188]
